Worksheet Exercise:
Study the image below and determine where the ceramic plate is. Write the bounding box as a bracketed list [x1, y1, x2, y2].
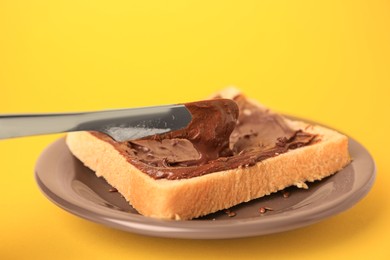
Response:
[35, 127, 375, 239]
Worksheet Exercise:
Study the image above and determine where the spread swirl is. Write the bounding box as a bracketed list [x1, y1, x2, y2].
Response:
[92, 95, 316, 180]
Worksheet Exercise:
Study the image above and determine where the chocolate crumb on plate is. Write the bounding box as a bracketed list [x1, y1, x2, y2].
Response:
[259, 207, 274, 214]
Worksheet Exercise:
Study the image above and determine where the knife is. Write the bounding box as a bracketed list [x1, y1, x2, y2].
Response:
[0, 104, 192, 142]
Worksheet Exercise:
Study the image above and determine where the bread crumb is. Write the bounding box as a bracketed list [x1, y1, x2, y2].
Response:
[282, 191, 290, 198]
[224, 209, 236, 217]
[243, 109, 252, 116]
[295, 182, 308, 189]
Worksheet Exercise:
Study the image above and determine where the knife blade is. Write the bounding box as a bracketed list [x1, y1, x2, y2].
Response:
[0, 104, 192, 142]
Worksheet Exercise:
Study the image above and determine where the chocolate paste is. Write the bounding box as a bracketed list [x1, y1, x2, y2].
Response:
[92, 96, 316, 180]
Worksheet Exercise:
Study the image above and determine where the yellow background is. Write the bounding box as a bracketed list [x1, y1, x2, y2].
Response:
[0, 0, 389, 259]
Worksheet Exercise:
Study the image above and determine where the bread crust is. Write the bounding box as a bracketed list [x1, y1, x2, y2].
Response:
[66, 90, 351, 220]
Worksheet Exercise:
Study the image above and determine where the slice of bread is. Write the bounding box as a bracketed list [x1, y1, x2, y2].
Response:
[66, 88, 351, 220]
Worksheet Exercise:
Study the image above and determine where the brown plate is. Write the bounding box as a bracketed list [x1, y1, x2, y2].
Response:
[35, 131, 375, 239]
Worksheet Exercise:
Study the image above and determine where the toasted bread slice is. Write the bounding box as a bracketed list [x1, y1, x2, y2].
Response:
[66, 89, 350, 220]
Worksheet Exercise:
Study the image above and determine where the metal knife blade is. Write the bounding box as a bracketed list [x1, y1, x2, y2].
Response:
[0, 104, 192, 142]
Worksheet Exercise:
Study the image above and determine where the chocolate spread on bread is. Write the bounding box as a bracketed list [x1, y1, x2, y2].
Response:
[92, 95, 315, 180]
